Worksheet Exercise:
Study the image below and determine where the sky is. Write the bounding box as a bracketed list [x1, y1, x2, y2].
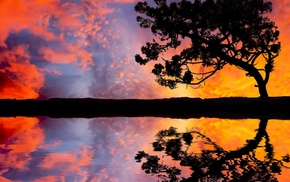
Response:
[1, 0, 290, 181]
[1, 0, 290, 100]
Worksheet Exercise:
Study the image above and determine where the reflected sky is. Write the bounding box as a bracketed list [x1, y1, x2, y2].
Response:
[0, 117, 290, 181]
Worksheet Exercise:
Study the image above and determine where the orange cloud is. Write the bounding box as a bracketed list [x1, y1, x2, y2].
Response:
[0, 0, 114, 99]
[34, 176, 64, 182]
[0, 71, 39, 99]
[0, 44, 44, 99]
[40, 47, 78, 64]
[0, 0, 56, 40]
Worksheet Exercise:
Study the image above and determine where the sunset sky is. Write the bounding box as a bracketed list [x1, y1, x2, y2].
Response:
[1, 0, 290, 99]
[1, 0, 290, 181]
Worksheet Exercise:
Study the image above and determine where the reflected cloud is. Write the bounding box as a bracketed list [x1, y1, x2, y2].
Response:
[0, 117, 159, 181]
[0, 117, 43, 181]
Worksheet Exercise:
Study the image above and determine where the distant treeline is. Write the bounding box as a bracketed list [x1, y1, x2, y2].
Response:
[0, 97, 290, 119]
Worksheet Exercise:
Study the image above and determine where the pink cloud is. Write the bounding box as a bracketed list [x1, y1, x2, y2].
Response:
[0, 43, 44, 99]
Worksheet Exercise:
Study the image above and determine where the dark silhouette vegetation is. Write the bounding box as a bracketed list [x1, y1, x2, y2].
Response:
[135, 0, 280, 98]
[135, 120, 290, 181]
[1, 97, 290, 119]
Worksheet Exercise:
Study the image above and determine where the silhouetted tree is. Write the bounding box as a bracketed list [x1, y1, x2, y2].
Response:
[135, 119, 290, 181]
[134, 0, 280, 97]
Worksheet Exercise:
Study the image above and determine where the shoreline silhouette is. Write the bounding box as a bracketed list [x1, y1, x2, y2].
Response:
[0, 97, 290, 119]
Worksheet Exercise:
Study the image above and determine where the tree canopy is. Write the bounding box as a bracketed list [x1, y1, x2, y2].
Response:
[134, 0, 280, 97]
[135, 120, 290, 181]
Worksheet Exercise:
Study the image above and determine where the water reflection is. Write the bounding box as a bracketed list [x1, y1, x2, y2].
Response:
[0, 117, 289, 181]
[135, 119, 290, 181]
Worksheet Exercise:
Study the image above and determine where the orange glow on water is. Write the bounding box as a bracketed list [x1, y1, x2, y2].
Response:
[140, 118, 290, 181]
[0, 117, 40, 143]
[38, 147, 93, 171]
[0, 117, 44, 181]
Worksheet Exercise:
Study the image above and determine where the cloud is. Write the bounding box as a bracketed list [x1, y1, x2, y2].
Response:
[0, 0, 124, 98]
[0, 42, 44, 99]
[0, 0, 200, 99]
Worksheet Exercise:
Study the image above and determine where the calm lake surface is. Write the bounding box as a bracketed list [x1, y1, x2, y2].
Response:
[0, 117, 290, 181]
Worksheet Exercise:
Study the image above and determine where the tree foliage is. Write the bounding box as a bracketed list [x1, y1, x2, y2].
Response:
[134, 0, 280, 97]
[135, 123, 290, 181]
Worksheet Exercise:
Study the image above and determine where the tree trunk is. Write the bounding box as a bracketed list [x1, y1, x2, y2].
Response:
[226, 57, 269, 98]
[224, 119, 268, 160]
[258, 83, 268, 98]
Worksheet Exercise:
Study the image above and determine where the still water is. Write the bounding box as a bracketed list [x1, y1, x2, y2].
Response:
[0, 117, 290, 181]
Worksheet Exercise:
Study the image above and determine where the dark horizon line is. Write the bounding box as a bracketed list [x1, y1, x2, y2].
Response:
[1, 96, 290, 119]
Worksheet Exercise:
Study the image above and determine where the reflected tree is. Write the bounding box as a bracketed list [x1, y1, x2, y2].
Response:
[134, 0, 280, 97]
[135, 119, 290, 181]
